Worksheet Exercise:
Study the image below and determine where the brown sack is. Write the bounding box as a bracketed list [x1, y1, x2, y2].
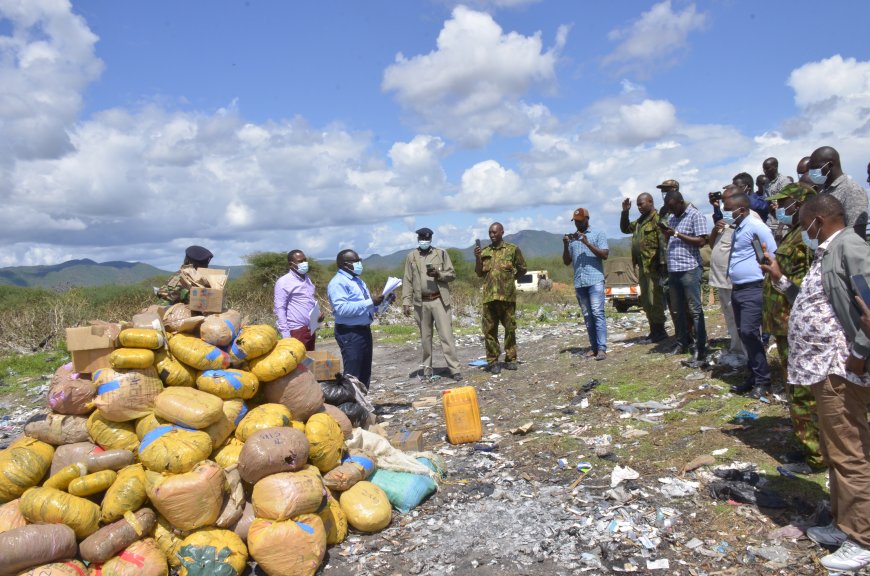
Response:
[49, 442, 98, 476]
[251, 471, 327, 521]
[92, 367, 164, 422]
[215, 465, 245, 529]
[0, 523, 77, 576]
[0, 498, 26, 534]
[247, 514, 326, 576]
[48, 363, 95, 415]
[162, 303, 204, 333]
[87, 449, 135, 472]
[16, 559, 87, 576]
[79, 507, 157, 564]
[262, 366, 324, 423]
[237, 427, 310, 484]
[24, 413, 89, 445]
[145, 461, 224, 532]
[94, 537, 168, 576]
[199, 310, 242, 347]
[231, 501, 255, 542]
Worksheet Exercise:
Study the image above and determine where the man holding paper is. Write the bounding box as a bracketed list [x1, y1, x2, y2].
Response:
[274, 249, 323, 351]
[327, 249, 392, 391]
[402, 227, 462, 381]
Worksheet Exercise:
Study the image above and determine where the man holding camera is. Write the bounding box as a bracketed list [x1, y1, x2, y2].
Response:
[401, 227, 462, 381]
[724, 190, 777, 398]
[620, 193, 667, 343]
[564, 207, 610, 360]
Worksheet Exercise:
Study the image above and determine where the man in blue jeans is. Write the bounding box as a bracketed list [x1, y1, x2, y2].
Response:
[661, 191, 709, 368]
[563, 207, 609, 360]
[327, 249, 389, 391]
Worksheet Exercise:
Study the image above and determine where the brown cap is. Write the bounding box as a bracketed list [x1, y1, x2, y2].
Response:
[655, 179, 679, 190]
[571, 208, 589, 221]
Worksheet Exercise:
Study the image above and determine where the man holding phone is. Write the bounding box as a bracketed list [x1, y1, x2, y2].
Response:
[724, 191, 777, 398]
[401, 227, 462, 381]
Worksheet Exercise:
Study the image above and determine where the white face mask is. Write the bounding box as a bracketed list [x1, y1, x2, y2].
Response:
[418, 240, 431, 251]
[352, 261, 363, 275]
[296, 261, 309, 275]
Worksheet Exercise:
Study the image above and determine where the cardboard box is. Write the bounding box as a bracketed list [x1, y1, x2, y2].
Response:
[390, 430, 424, 452]
[189, 268, 228, 313]
[66, 325, 117, 374]
[303, 350, 343, 381]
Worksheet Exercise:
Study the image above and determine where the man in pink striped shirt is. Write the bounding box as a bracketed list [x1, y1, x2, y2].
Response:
[274, 249, 323, 350]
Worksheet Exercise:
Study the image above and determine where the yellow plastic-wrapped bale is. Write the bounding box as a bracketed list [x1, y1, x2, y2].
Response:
[102, 464, 147, 523]
[138, 425, 212, 474]
[0, 498, 26, 534]
[338, 481, 391, 533]
[0, 523, 78, 575]
[234, 403, 292, 442]
[251, 471, 327, 521]
[135, 412, 168, 440]
[168, 334, 230, 371]
[199, 310, 242, 347]
[43, 462, 88, 491]
[177, 528, 248, 576]
[91, 538, 168, 576]
[0, 437, 54, 504]
[228, 325, 278, 364]
[16, 559, 88, 576]
[68, 469, 117, 498]
[108, 348, 155, 370]
[118, 328, 165, 350]
[262, 365, 325, 423]
[322, 404, 353, 439]
[86, 411, 139, 452]
[248, 337, 306, 382]
[203, 400, 246, 448]
[196, 369, 258, 400]
[153, 387, 224, 429]
[24, 414, 90, 446]
[247, 514, 326, 576]
[145, 461, 224, 532]
[212, 438, 244, 469]
[304, 412, 343, 473]
[154, 350, 195, 387]
[317, 492, 348, 545]
[93, 367, 163, 422]
[80, 508, 157, 564]
[19, 486, 101, 539]
[152, 514, 183, 568]
[48, 363, 95, 416]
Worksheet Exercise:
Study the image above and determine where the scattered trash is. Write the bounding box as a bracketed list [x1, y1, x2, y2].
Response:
[748, 545, 791, 564]
[646, 558, 670, 569]
[509, 422, 534, 435]
[472, 442, 498, 452]
[411, 397, 438, 409]
[468, 359, 489, 367]
[657, 477, 699, 497]
[611, 465, 640, 487]
[711, 448, 729, 456]
[768, 524, 804, 540]
[621, 427, 649, 439]
[708, 481, 788, 508]
[734, 410, 759, 421]
[681, 454, 715, 475]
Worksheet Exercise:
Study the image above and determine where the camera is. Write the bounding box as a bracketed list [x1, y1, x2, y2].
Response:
[566, 232, 581, 241]
[708, 191, 723, 201]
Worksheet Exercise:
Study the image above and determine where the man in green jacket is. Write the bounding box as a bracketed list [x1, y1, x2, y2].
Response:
[620, 193, 667, 342]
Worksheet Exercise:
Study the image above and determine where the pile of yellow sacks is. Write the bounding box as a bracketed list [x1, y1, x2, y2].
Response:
[0, 303, 394, 576]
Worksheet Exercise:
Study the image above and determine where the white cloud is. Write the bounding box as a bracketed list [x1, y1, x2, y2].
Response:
[382, 5, 565, 146]
[448, 160, 524, 211]
[603, 1, 706, 76]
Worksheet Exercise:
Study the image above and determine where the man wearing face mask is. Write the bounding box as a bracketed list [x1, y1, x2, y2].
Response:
[724, 192, 777, 398]
[327, 249, 389, 391]
[274, 249, 324, 351]
[401, 227, 462, 381]
[807, 146, 868, 238]
[564, 208, 609, 360]
[620, 193, 667, 343]
[762, 183, 821, 472]
[760, 194, 870, 572]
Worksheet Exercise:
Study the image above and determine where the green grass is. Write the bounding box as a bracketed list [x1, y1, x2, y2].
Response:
[0, 350, 68, 378]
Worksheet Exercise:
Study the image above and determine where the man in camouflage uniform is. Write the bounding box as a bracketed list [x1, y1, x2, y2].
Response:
[474, 222, 527, 374]
[763, 183, 822, 470]
[156, 245, 214, 305]
[620, 193, 668, 343]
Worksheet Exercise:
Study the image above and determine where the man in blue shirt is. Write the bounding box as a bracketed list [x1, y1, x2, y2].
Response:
[563, 208, 609, 360]
[724, 191, 777, 398]
[327, 249, 388, 391]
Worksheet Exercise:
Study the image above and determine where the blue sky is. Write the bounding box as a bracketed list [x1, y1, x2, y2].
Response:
[1, 0, 868, 268]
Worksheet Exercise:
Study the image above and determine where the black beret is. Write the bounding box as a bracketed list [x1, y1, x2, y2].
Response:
[415, 227, 434, 237]
[185, 245, 213, 263]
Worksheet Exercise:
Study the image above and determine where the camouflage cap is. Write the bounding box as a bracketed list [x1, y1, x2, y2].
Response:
[767, 182, 816, 202]
[655, 179, 679, 190]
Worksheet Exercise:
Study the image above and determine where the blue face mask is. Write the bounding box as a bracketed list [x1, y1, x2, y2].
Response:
[720, 212, 736, 226]
[774, 207, 792, 225]
[352, 261, 363, 275]
[296, 261, 309, 275]
[418, 240, 431, 251]
[801, 218, 820, 250]
[808, 166, 828, 185]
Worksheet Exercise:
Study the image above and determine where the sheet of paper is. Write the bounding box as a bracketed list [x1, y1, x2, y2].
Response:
[381, 276, 402, 297]
[308, 301, 321, 333]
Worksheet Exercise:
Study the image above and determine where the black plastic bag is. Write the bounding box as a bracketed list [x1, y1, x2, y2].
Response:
[338, 401, 370, 428]
[320, 377, 355, 406]
[708, 480, 788, 508]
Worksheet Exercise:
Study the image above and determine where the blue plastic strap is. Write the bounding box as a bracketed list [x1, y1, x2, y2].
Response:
[234, 402, 248, 425]
[96, 380, 121, 396]
[224, 320, 238, 339]
[230, 342, 246, 359]
[93, 369, 103, 380]
[139, 425, 174, 453]
[222, 371, 242, 390]
[205, 348, 222, 361]
[295, 521, 314, 535]
[347, 455, 374, 472]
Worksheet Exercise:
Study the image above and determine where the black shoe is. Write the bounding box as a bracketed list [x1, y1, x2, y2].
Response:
[730, 381, 754, 394]
[503, 362, 518, 370]
[747, 386, 771, 400]
[451, 373, 463, 382]
[484, 363, 501, 375]
[681, 357, 706, 369]
[668, 345, 690, 356]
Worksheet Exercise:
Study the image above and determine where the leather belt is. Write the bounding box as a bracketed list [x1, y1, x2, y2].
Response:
[421, 292, 441, 302]
[733, 280, 763, 290]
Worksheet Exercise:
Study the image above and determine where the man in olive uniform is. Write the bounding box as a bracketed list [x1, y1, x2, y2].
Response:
[763, 182, 822, 470]
[620, 193, 668, 342]
[156, 245, 213, 305]
[475, 222, 527, 374]
[402, 227, 462, 381]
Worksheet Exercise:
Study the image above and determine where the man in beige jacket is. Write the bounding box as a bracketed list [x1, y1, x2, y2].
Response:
[402, 227, 462, 381]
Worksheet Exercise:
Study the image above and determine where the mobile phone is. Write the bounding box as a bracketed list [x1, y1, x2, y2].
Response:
[426, 263, 434, 271]
[475, 239, 481, 249]
[852, 274, 870, 308]
[751, 234, 769, 265]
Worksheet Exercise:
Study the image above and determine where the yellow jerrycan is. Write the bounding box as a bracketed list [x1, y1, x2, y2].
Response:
[442, 386, 482, 444]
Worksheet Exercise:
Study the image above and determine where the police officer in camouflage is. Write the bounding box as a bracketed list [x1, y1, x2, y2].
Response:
[620, 193, 668, 343]
[474, 222, 527, 375]
[156, 245, 213, 305]
[763, 182, 822, 470]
